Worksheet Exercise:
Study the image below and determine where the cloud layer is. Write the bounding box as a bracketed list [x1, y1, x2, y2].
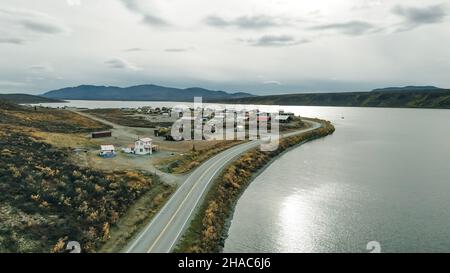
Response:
[309, 21, 379, 36]
[392, 4, 447, 31]
[243, 35, 310, 47]
[205, 15, 290, 29]
[0, 8, 68, 44]
[119, 0, 169, 26]
[0, 0, 449, 94]
[105, 58, 139, 70]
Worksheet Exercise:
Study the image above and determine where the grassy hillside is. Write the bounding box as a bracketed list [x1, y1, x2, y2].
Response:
[0, 101, 110, 133]
[0, 94, 62, 104]
[0, 100, 173, 252]
[223, 90, 450, 109]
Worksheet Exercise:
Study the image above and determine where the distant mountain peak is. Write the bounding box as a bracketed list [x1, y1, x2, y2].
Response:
[41, 84, 255, 102]
[372, 86, 442, 93]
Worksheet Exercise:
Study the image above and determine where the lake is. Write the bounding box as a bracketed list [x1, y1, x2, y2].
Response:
[224, 106, 450, 253]
[37, 100, 450, 252]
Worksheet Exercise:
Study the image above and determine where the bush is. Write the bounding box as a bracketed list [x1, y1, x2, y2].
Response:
[0, 130, 156, 252]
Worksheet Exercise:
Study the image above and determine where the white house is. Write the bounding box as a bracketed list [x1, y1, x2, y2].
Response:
[275, 115, 292, 123]
[100, 145, 116, 157]
[134, 137, 153, 155]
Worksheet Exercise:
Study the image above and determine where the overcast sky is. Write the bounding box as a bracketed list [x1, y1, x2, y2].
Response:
[0, 0, 449, 95]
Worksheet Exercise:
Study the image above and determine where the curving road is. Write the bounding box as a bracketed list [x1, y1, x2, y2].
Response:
[124, 120, 322, 253]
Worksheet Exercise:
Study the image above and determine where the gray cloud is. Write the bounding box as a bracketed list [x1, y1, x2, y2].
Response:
[20, 19, 66, 34]
[0, 8, 68, 45]
[105, 58, 138, 70]
[0, 37, 25, 44]
[263, 80, 282, 85]
[392, 4, 447, 31]
[29, 65, 53, 72]
[164, 47, 194, 52]
[142, 14, 167, 26]
[119, 0, 169, 27]
[123, 47, 145, 52]
[243, 35, 310, 47]
[309, 21, 379, 36]
[205, 15, 289, 29]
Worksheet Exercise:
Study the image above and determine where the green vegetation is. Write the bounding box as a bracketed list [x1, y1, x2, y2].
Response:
[224, 89, 450, 109]
[175, 120, 335, 253]
[84, 108, 173, 128]
[0, 100, 174, 252]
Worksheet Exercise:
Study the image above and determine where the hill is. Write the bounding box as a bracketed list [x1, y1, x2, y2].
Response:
[371, 86, 442, 93]
[42, 84, 254, 102]
[0, 100, 173, 252]
[0, 99, 110, 133]
[222, 88, 450, 109]
[0, 94, 63, 104]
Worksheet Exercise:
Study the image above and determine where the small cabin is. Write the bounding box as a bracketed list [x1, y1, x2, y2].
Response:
[100, 145, 116, 157]
[275, 115, 292, 123]
[279, 111, 295, 119]
[92, 131, 112, 139]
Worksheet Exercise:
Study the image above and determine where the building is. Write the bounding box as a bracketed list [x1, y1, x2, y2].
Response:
[257, 115, 271, 122]
[134, 137, 153, 155]
[92, 131, 112, 139]
[275, 115, 292, 123]
[100, 145, 116, 157]
[279, 111, 295, 119]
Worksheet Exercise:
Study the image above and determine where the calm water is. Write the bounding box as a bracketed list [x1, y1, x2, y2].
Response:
[224, 106, 450, 253]
[37, 101, 450, 252]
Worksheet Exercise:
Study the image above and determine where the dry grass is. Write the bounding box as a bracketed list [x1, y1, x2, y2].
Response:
[0, 101, 175, 252]
[0, 105, 110, 133]
[30, 131, 95, 149]
[84, 109, 173, 128]
[99, 182, 174, 253]
[155, 140, 243, 174]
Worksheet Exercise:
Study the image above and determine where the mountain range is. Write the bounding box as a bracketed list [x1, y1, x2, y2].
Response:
[3, 84, 450, 109]
[41, 84, 254, 102]
[371, 86, 442, 93]
[223, 86, 450, 109]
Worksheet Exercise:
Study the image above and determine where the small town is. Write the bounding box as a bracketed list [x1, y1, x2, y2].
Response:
[87, 106, 297, 160]
[2, 0, 445, 262]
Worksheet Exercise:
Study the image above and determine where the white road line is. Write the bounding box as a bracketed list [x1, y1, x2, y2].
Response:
[148, 141, 257, 252]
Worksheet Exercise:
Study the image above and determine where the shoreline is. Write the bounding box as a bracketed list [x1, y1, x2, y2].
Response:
[175, 118, 335, 253]
[26, 99, 450, 112]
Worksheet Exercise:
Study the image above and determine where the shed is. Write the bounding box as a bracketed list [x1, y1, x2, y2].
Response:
[92, 131, 112, 139]
[100, 145, 116, 157]
[275, 115, 292, 123]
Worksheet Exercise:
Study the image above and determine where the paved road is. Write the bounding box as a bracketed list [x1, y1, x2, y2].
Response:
[124, 120, 322, 253]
